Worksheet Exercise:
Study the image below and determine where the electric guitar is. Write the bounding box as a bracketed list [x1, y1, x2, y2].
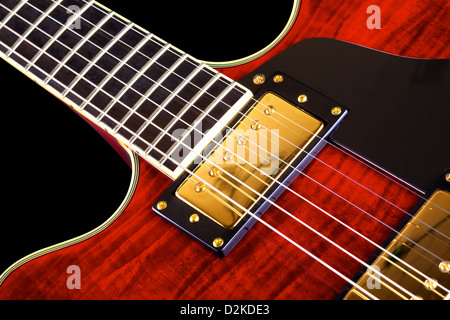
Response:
[0, 0, 449, 301]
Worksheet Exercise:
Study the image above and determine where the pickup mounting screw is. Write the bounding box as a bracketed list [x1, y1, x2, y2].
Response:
[331, 107, 342, 115]
[156, 201, 167, 211]
[273, 74, 284, 83]
[253, 74, 265, 85]
[189, 214, 200, 223]
[445, 173, 450, 182]
[213, 238, 224, 248]
[298, 94, 308, 103]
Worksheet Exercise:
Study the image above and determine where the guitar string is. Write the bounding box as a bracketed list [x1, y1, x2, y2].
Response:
[6, 0, 449, 267]
[19, 0, 448, 248]
[4, 1, 450, 296]
[1, 2, 448, 298]
[68, 0, 450, 217]
[5, 49, 427, 301]
[33, 0, 448, 296]
[58, 0, 450, 226]
[0, 26, 440, 301]
[0, 37, 382, 301]
[14, 0, 449, 251]
[1, 1, 448, 298]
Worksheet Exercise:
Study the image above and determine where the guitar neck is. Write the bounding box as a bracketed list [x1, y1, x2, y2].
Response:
[0, 0, 252, 178]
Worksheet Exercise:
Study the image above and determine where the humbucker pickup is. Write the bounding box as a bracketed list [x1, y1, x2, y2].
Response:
[153, 73, 347, 255]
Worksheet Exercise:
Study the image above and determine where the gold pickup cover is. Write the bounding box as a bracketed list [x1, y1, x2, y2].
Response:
[344, 190, 450, 300]
[176, 92, 324, 230]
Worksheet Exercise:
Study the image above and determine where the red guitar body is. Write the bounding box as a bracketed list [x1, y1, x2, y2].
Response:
[0, 0, 448, 299]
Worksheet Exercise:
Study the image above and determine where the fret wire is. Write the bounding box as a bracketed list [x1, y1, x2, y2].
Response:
[161, 73, 232, 161]
[128, 53, 189, 146]
[79, 28, 154, 111]
[25, 0, 96, 72]
[0, 0, 27, 27]
[149, 63, 206, 157]
[62, 20, 134, 97]
[43, 10, 114, 84]
[111, 42, 170, 133]
[2, 6, 242, 169]
[7, 0, 247, 155]
[1, 1, 244, 167]
[153, 62, 205, 117]
[162, 81, 237, 165]
[163, 73, 224, 160]
[1, 22, 169, 162]
[6, 0, 63, 58]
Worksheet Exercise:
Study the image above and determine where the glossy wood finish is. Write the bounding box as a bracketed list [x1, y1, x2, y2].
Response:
[0, 0, 448, 299]
[0, 146, 420, 299]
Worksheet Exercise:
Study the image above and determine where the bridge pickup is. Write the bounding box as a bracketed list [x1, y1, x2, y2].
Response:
[343, 170, 450, 300]
[153, 74, 347, 255]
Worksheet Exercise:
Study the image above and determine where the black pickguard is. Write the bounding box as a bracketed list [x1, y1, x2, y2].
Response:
[239, 38, 450, 192]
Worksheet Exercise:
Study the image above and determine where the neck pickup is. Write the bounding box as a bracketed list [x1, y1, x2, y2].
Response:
[153, 74, 347, 255]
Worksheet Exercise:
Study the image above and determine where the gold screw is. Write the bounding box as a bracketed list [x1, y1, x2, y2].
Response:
[331, 107, 342, 115]
[445, 173, 450, 182]
[189, 214, 200, 223]
[209, 167, 221, 177]
[298, 94, 308, 103]
[194, 182, 206, 193]
[264, 105, 276, 116]
[156, 201, 167, 211]
[253, 74, 265, 85]
[273, 74, 284, 83]
[223, 151, 234, 162]
[424, 278, 438, 290]
[439, 261, 450, 273]
[251, 120, 262, 130]
[236, 136, 248, 146]
[213, 238, 224, 248]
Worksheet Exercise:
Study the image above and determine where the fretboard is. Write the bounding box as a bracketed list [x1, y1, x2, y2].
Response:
[0, 0, 252, 178]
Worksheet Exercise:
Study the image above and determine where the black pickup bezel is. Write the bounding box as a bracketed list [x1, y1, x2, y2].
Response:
[152, 72, 347, 255]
